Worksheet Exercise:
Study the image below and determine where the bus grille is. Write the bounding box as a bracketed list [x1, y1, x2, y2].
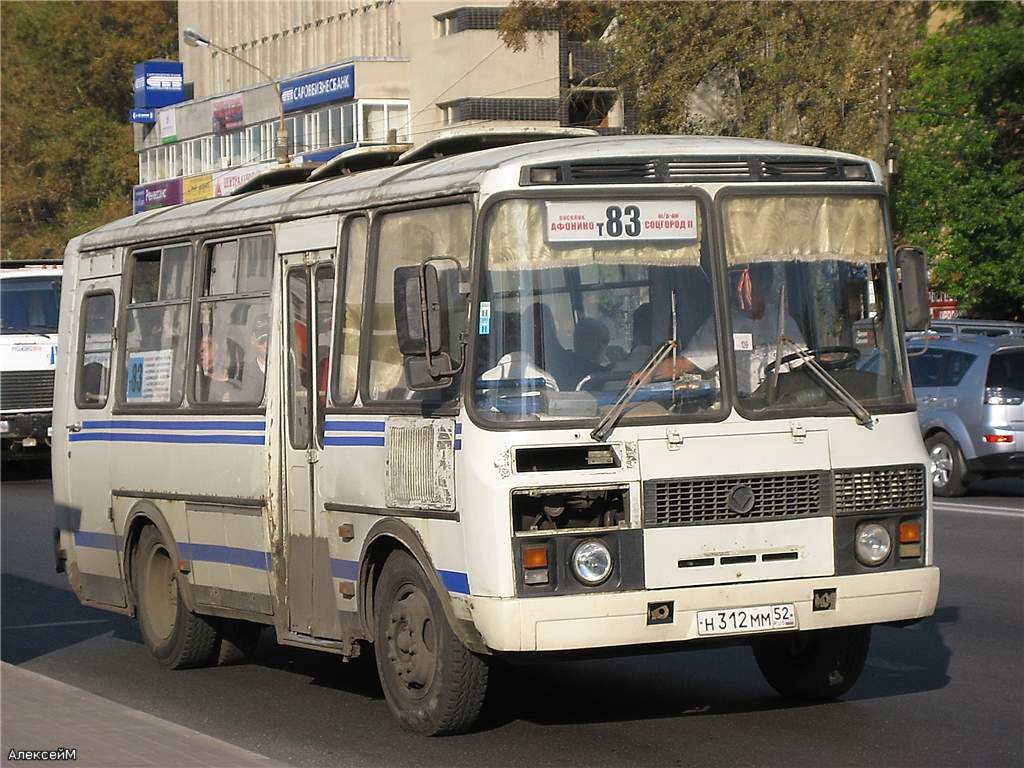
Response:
[0, 370, 55, 412]
[833, 464, 927, 513]
[644, 471, 829, 527]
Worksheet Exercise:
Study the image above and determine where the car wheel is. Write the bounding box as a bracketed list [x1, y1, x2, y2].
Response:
[373, 550, 489, 735]
[926, 432, 967, 497]
[133, 526, 218, 669]
[752, 625, 871, 701]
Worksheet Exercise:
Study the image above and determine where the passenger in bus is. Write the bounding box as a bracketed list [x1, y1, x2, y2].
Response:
[634, 265, 806, 393]
[195, 335, 239, 403]
[233, 317, 270, 403]
[566, 317, 613, 385]
[479, 311, 559, 389]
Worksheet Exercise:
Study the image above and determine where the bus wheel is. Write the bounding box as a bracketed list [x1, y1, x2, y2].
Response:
[215, 619, 262, 665]
[373, 551, 488, 735]
[133, 526, 217, 669]
[752, 625, 871, 701]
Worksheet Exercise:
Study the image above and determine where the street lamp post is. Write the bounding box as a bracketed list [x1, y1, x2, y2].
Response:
[183, 27, 289, 165]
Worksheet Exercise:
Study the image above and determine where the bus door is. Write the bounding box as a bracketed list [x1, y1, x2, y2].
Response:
[282, 251, 338, 637]
[63, 275, 125, 608]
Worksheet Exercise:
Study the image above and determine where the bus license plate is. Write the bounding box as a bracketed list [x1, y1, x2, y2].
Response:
[696, 603, 797, 637]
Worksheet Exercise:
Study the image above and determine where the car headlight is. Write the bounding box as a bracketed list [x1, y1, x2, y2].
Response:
[855, 522, 892, 566]
[571, 539, 613, 585]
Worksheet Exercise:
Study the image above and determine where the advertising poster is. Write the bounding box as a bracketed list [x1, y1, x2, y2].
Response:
[125, 349, 174, 403]
[133, 178, 183, 213]
[184, 174, 214, 203]
[159, 108, 177, 144]
[212, 95, 244, 135]
[213, 163, 274, 197]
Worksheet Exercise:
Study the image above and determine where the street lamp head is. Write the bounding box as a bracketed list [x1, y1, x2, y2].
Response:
[183, 27, 211, 48]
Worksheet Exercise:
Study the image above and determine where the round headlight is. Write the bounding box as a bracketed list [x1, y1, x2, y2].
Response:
[855, 522, 892, 566]
[571, 539, 613, 586]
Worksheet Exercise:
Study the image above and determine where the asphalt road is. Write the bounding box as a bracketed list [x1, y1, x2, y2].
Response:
[2, 461, 1022, 768]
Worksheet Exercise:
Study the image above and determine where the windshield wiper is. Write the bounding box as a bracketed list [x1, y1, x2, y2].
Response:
[590, 340, 677, 442]
[781, 338, 875, 428]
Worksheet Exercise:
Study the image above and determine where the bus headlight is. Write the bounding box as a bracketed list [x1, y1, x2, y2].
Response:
[571, 539, 613, 585]
[855, 523, 892, 566]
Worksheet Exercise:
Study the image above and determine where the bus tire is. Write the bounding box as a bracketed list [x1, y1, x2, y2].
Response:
[215, 619, 262, 665]
[752, 625, 871, 701]
[373, 550, 488, 735]
[133, 526, 218, 669]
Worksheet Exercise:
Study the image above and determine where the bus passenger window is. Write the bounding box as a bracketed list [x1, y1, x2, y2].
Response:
[333, 217, 366, 405]
[76, 293, 115, 407]
[315, 264, 335, 409]
[368, 205, 471, 402]
[122, 244, 192, 406]
[193, 235, 273, 406]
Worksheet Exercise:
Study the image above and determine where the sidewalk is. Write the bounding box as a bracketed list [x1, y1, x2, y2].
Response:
[1, 663, 287, 767]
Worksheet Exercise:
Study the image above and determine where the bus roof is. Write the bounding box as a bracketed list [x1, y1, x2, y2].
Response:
[77, 135, 879, 253]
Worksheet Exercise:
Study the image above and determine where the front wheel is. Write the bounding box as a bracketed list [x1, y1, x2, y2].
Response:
[373, 551, 489, 735]
[752, 625, 871, 701]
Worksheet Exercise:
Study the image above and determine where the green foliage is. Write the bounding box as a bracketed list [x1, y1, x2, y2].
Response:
[892, 4, 1024, 319]
[500, 1, 924, 160]
[1, 1, 177, 261]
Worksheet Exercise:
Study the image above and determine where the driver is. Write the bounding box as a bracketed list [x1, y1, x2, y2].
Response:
[636, 264, 806, 393]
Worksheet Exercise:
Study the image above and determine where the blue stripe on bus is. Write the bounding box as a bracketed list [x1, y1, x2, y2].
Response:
[323, 436, 386, 447]
[330, 558, 469, 594]
[178, 543, 272, 571]
[69, 432, 265, 445]
[330, 558, 359, 580]
[73, 530, 120, 550]
[81, 420, 266, 432]
[323, 421, 385, 432]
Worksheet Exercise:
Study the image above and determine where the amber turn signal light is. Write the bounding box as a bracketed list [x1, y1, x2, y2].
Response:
[899, 520, 922, 544]
[522, 544, 549, 570]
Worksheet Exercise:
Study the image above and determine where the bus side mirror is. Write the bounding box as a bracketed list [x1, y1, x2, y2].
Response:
[393, 261, 464, 391]
[895, 245, 930, 332]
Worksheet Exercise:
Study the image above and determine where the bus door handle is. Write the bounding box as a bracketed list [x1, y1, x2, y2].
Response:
[67, 423, 82, 433]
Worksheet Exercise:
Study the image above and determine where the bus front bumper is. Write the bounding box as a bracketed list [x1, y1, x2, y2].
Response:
[468, 566, 940, 653]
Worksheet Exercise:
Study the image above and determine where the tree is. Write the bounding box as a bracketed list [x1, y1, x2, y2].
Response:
[891, 3, 1024, 320]
[499, 1, 926, 162]
[1, 1, 178, 261]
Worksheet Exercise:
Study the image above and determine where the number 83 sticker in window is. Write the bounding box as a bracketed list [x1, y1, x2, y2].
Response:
[545, 200, 698, 243]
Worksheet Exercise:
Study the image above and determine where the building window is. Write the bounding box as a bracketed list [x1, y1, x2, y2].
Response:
[358, 101, 410, 144]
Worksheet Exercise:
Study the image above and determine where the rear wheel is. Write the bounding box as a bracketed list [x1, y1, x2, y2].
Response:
[752, 625, 871, 701]
[373, 551, 488, 735]
[926, 432, 968, 497]
[133, 526, 218, 669]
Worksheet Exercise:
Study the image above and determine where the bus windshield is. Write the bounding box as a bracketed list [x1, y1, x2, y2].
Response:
[474, 198, 723, 423]
[720, 195, 911, 418]
[1, 275, 62, 334]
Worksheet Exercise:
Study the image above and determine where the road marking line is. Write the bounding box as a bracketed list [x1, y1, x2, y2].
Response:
[3, 619, 110, 630]
[933, 504, 1023, 519]
[934, 501, 1024, 513]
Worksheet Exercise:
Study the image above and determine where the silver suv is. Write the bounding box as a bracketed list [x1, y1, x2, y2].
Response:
[907, 334, 1024, 496]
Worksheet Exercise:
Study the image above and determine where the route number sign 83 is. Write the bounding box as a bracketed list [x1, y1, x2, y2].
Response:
[545, 200, 698, 243]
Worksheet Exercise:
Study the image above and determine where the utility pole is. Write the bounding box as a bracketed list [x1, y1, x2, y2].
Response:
[879, 52, 893, 189]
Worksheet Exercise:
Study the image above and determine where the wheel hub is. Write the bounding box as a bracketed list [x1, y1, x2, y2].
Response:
[385, 586, 436, 694]
[930, 444, 952, 487]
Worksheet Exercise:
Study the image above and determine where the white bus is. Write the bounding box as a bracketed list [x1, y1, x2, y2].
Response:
[53, 132, 939, 735]
[2, 260, 62, 461]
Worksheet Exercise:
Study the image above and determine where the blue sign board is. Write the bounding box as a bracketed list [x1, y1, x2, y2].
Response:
[129, 108, 157, 124]
[134, 60, 185, 110]
[280, 65, 355, 113]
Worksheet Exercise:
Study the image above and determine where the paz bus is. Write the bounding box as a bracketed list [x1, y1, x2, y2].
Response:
[52, 131, 939, 735]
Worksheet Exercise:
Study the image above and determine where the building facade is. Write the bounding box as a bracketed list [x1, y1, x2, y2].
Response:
[132, 1, 627, 213]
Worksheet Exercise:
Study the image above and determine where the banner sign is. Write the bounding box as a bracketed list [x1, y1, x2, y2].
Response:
[544, 200, 698, 243]
[159, 109, 177, 144]
[212, 95, 244, 135]
[213, 163, 275, 197]
[133, 60, 185, 109]
[184, 174, 214, 203]
[132, 178, 183, 214]
[126, 349, 174, 402]
[129, 108, 157, 124]
[281, 65, 354, 113]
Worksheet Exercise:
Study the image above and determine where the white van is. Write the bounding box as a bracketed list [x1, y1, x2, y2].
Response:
[53, 133, 939, 734]
[1, 260, 62, 460]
